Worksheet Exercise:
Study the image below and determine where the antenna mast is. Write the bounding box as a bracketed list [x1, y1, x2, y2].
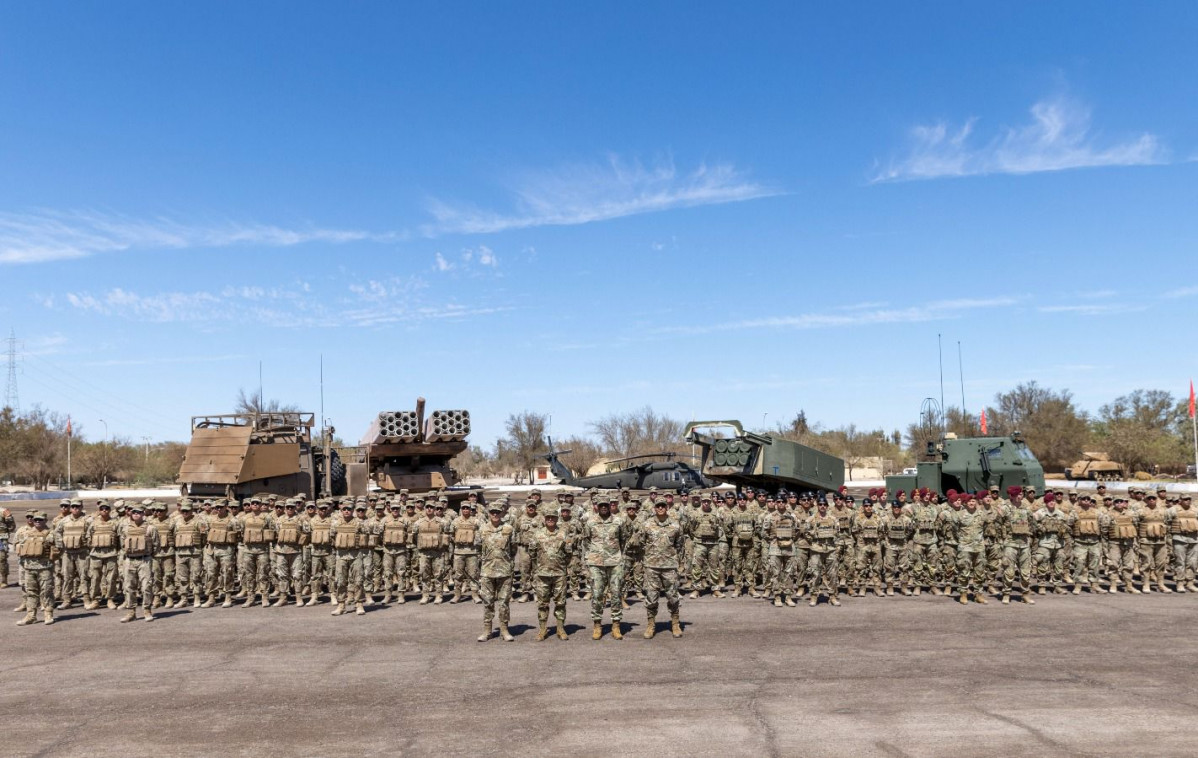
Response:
[4, 328, 19, 412]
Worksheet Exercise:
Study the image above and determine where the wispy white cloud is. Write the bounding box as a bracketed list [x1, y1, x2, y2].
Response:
[1036, 303, 1146, 316]
[1164, 285, 1198, 299]
[434, 252, 453, 272]
[422, 155, 780, 236]
[873, 98, 1167, 182]
[0, 209, 404, 264]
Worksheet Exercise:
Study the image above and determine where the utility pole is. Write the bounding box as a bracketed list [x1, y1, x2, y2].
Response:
[142, 436, 151, 462]
[4, 328, 19, 412]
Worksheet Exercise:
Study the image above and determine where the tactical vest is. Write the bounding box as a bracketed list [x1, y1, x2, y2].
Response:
[382, 519, 408, 547]
[857, 516, 882, 540]
[981, 511, 1001, 538]
[1171, 510, 1198, 536]
[813, 517, 836, 541]
[694, 514, 719, 542]
[61, 517, 88, 550]
[886, 518, 909, 540]
[415, 519, 443, 550]
[276, 517, 301, 546]
[453, 521, 477, 547]
[832, 509, 853, 538]
[333, 520, 359, 550]
[772, 518, 795, 547]
[310, 518, 331, 547]
[91, 519, 117, 549]
[1008, 512, 1032, 536]
[1108, 512, 1137, 540]
[733, 514, 756, 544]
[174, 518, 202, 549]
[1139, 509, 1167, 541]
[1073, 510, 1101, 538]
[18, 530, 52, 559]
[242, 515, 268, 546]
[155, 519, 174, 550]
[207, 516, 237, 546]
[124, 524, 150, 557]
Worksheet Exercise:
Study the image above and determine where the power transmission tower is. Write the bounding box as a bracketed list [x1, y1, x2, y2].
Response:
[4, 328, 19, 412]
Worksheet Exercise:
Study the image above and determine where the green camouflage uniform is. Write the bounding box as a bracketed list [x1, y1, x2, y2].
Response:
[528, 523, 572, 627]
[478, 520, 515, 630]
[637, 513, 684, 624]
[583, 513, 629, 622]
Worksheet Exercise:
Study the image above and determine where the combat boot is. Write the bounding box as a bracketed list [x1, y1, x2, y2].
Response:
[571, 591, 581, 601]
[829, 596, 841, 607]
[13, 600, 27, 612]
[537, 621, 550, 641]
[222, 593, 234, 608]
[192, 597, 201, 608]
[1159, 582, 1172, 593]
[243, 595, 257, 608]
[478, 622, 492, 642]
[121, 610, 136, 623]
[272, 596, 287, 607]
[729, 588, 740, 598]
[1001, 594, 1010, 604]
[330, 603, 345, 616]
[855, 588, 865, 598]
[1176, 584, 1187, 594]
[670, 612, 682, 638]
[433, 594, 444, 605]
[643, 615, 656, 639]
[808, 596, 817, 607]
[84, 600, 99, 610]
[1129, 586, 1141, 594]
[1188, 582, 1198, 592]
[773, 596, 782, 607]
[610, 621, 623, 640]
[381, 593, 392, 604]
[712, 589, 725, 598]
[201, 596, 216, 608]
[1037, 586, 1047, 595]
[556, 622, 568, 640]
[451, 592, 461, 603]
[500, 624, 514, 642]
[959, 593, 969, 605]
[974, 594, 988, 605]
[397, 593, 406, 605]
[913, 587, 921, 597]
[355, 603, 366, 616]
[419, 594, 430, 605]
[1072, 586, 1081, 595]
[15, 610, 36, 626]
[107, 599, 118, 610]
[785, 597, 796, 607]
[56, 598, 72, 610]
[592, 621, 602, 640]
[144, 609, 154, 622]
[886, 587, 894, 597]
[620, 598, 630, 610]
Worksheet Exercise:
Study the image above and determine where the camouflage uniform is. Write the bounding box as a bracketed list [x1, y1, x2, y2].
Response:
[202, 507, 241, 607]
[413, 510, 448, 603]
[805, 508, 840, 605]
[54, 510, 91, 608]
[1165, 498, 1198, 592]
[951, 502, 988, 602]
[528, 518, 573, 639]
[1068, 502, 1109, 593]
[882, 506, 912, 594]
[686, 503, 725, 597]
[851, 507, 885, 596]
[237, 508, 274, 606]
[938, 502, 962, 593]
[379, 508, 410, 603]
[830, 502, 856, 592]
[513, 506, 541, 601]
[171, 506, 206, 608]
[13, 515, 56, 625]
[272, 505, 310, 605]
[1136, 498, 1170, 592]
[1032, 503, 1069, 593]
[118, 512, 160, 621]
[450, 510, 481, 602]
[329, 508, 366, 615]
[150, 507, 176, 607]
[1001, 500, 1036, 602]
[477, 515, 515, 641]
[559, 508, 586, 599]
[726, 504, 760, 597]
[762, 509, 800, 605]
[583, 507, 629, 637]
[86, 510, 121, 609]
[637, 508, 684, 638]
[1105, 502, 1139, 592]
[0, 507, 14, 587]
[909, 500, 941, 593]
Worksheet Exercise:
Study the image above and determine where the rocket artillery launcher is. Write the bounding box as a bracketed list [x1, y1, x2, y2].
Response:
[357, 397, 480, 501]
[683, 420, 845, 494]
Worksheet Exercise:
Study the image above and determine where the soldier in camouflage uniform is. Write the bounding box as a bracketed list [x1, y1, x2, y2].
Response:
[687, 496, 725, 598]
[170, 502, 206, 608]
[54, 499, 90, 609]
[305, 501, 335, 605]
[1165, 494, 1198, 592]
[450, 502, 481, 603]
[882, 501, 913, 595]
[272, 500, 310, 606]
[379, 502, 410, 604]
[513, 501, 541, 602]
[119, 504, 160, 622]
[851, 499, 885, 597]
[1032, 494, 1070, 594]
[13, 510, 56, 626]
[237, 498, 274, 608]
[1068, 495, 1109, 594]
[805, 499, 840, 606]
[477, 502, 516, 642]
[1000, 487, 1036, 604]
[559, 504, 586, 600]
[528, 510, 572, 640]
[727, 496, 760, 598]
[413, 500, 447, 604]
[907, 491, 940, 595]
[620, 501, 646, 606]
[761, 499, 800, 606]
[202, 500, 240, 608]
[583, 497, 629, 640]
[637, 499, 684, 638]
[938, 494, 963, 596]
[979, 491, 1005, 593]
[329, 502, 367, 616]
[1136, 493, 1170, 593]
[0, 505, 14, 587]
[1105, 497, 1140, 593]
[829, 495, 856, 594]
[951, 493, 989, 604]
[85, 501, 121, 610]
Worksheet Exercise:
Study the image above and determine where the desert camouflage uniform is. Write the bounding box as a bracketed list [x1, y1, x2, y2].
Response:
[379, 511, 410, 602]
[119, 518, 160, 619]
[55, 512, 91, 607]
[86, 514, 121, 607]
[0, 507, 14, 587]
[171, 510, 206, 606]
[272, 510, 310, 604]
[203, 510, 240, 605]
[1136, 501, 1170, 592]
[1068, 504, 1109, 593]
[882, 508, 913, 594]
[450, 512, 481, 601]
[687, 506, 724, 595]
[1165, 500, 1198, 591]
[1032, 506, 1070, 593]
[13, 522, 56, 624]
[851, 509, 885, 596]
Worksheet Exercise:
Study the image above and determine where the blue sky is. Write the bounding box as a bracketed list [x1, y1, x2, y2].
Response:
[2, 3, 1196, 447]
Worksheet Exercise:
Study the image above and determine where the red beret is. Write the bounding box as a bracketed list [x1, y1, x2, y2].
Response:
[1044, 493, 1055, 503]
[838, 486, 847, 494]
[946, 489, 958, 498]
[1007, 486, 1021, 496]
[976, 491, 988, 499]
[894, 490, 905, 497]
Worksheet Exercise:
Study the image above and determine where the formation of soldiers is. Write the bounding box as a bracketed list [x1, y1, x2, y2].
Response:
[4, 481, 1196, 634]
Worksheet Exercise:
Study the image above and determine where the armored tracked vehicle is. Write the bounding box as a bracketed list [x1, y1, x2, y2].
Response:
[177, 412, 345, 500]
[683, 420, 845, 493]
[885, 432, 1046, 498]
[1065, 452, 1124, 481]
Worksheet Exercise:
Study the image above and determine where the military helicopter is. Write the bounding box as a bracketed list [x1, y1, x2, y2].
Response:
[538, 438, 713, 491]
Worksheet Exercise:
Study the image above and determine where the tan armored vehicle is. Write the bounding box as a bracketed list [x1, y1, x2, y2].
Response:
[177, 412, 345, 499]
[1065, 452, 1124, 482]
[356, 397, 479, 502]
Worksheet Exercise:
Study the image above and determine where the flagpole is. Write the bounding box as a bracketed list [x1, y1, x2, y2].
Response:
[66, 423, 72, 490]
[1191, 382, 1197, 483]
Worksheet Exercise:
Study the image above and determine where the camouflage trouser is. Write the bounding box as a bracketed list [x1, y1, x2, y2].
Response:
[956, 548, 986, 593]
[173, 551, 202, 600]
[89, 553, 119, 600]
[480, 574, 512, 626]
[360, 548, 376, 593]
[836, 539, 855, 589]
[534, 573, 567, 623]
[644, 566, 680, 617]
[566, 553, 585, 595]
[453, 553, 480, 597]
[855, 542, 883, 591]
[123, 556, 154, 610]
[1172, 540, 1198, 584]
[985, 543, 1004, 584]
[242, 549, 270, 596]
[332, 550, 363, 604]
[622, 553, 644, 597]
[767, 553, 796, 597]
[152, 554, 175, 600]
[60, 549, 90, 601]
[1139, 542, 1169, 585]
[717, 542, 730, 585]
[381, 550, 409, 594]
[909, 541, 938, 587]
[309, 551, 334, 596]
[205, 548, 237, 597]
[588, 564, 625, 621]
[514, 546, 532, 594]
[680, 537, 694, 587]
[417, 549, 442, 596]
[1033, 545, 1064, 588]
[370, 548, 383, 592]
[1072, 540, 1103, 587]
[274, 551, 303, 596]
[300, 545, 311, 588]
[728, 542, 758, 591]
[1002, 542, 1034, 594]
[807, 549, 838, 597]
[21, 561, 53, 611]
[792, 547, 810, 592]
[1106, 541, 1136, 589]
[690, 542, 721, 590]
[939, 544, 959, 589]
[0, 542, 8, 585]
[883, 541, 909, 588]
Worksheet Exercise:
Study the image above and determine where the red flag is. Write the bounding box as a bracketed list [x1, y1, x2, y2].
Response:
[66, 416, 72, 437]
[1190, 380, 1195, 419]
[980, 410, 988, 435]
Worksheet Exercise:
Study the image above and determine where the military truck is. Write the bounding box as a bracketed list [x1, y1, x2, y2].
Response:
[1065, 452, 1124, 481]
[683, 420, 845, 493]
[885, 432, 1045, 498]
[177, 411, 346, 500]
[355, 397, 480, 502]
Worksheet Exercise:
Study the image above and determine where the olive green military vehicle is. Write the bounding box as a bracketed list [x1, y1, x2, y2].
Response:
[177, 412, 346, 500]
[683, 420, 845, 493]
[885, 432, 1045, 498]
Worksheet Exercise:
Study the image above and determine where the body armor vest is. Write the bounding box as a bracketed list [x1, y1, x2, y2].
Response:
[18, 531, 52, 558]
[310, 518, 331, 547]
[242, 515, 268, 545]
[1171, 510, 1198, 535]
[333, 520, 359, 549]
[61, 517, 87, 550]
[1073, 510, 1101, 538]
[91, 519, 117, 549]
[207, 516, 236, 546]
[124, 524, 150, 557]
[1108, 512, 1137, 540]
[1139, 509, 1166, 540]
[857, 516, 881, 540]
[174, 518, 201, 549]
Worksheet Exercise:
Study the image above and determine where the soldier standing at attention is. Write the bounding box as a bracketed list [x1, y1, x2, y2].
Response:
[727, 495, 760, 598]
[171, 502, 206, 608]
[272, 499, 309, 606]
[882, 500, 913, 596]
[85, 501, 120, 610]
[150, 503, 176, 610]
[1032, 493, 1069, 595]
[513, 500, 540, 602]
[330, 502, 366, 616]
[559, 504, 586, 601]
[761, 499, 800, 607]
[1000, 487, 1037, 604]
[477, 502, 516, 642]
[413, 500, 446, 604]
[952, 493, 989, 604]
[0, 505, 16, 587]
[119, 503, 160, 622]
[638, 499, 684, 639]
[55, 499, 91, 610]
[1068, 495, 1109, 594]
[806, 499, 840, 607]
[851, 499, 885, 597]
[14, 510, 56, 626]
[583, 497, 629, 640]
[202, 500, 240, 608]
[1165, 494, 1198, 592]
[379, 502, 410, 604]
[238, 498, 274, 608]
[1136, 493, 1170, 593]
[450, 502, 481, 603]
[687, 495, 725, 598]
[305, 501, 335, 605]
[528, 510, 572, 640]
[1105, 497, 1140, 593]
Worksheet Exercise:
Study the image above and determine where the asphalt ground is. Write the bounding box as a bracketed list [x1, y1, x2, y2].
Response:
[4, 497, 1198, 757]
